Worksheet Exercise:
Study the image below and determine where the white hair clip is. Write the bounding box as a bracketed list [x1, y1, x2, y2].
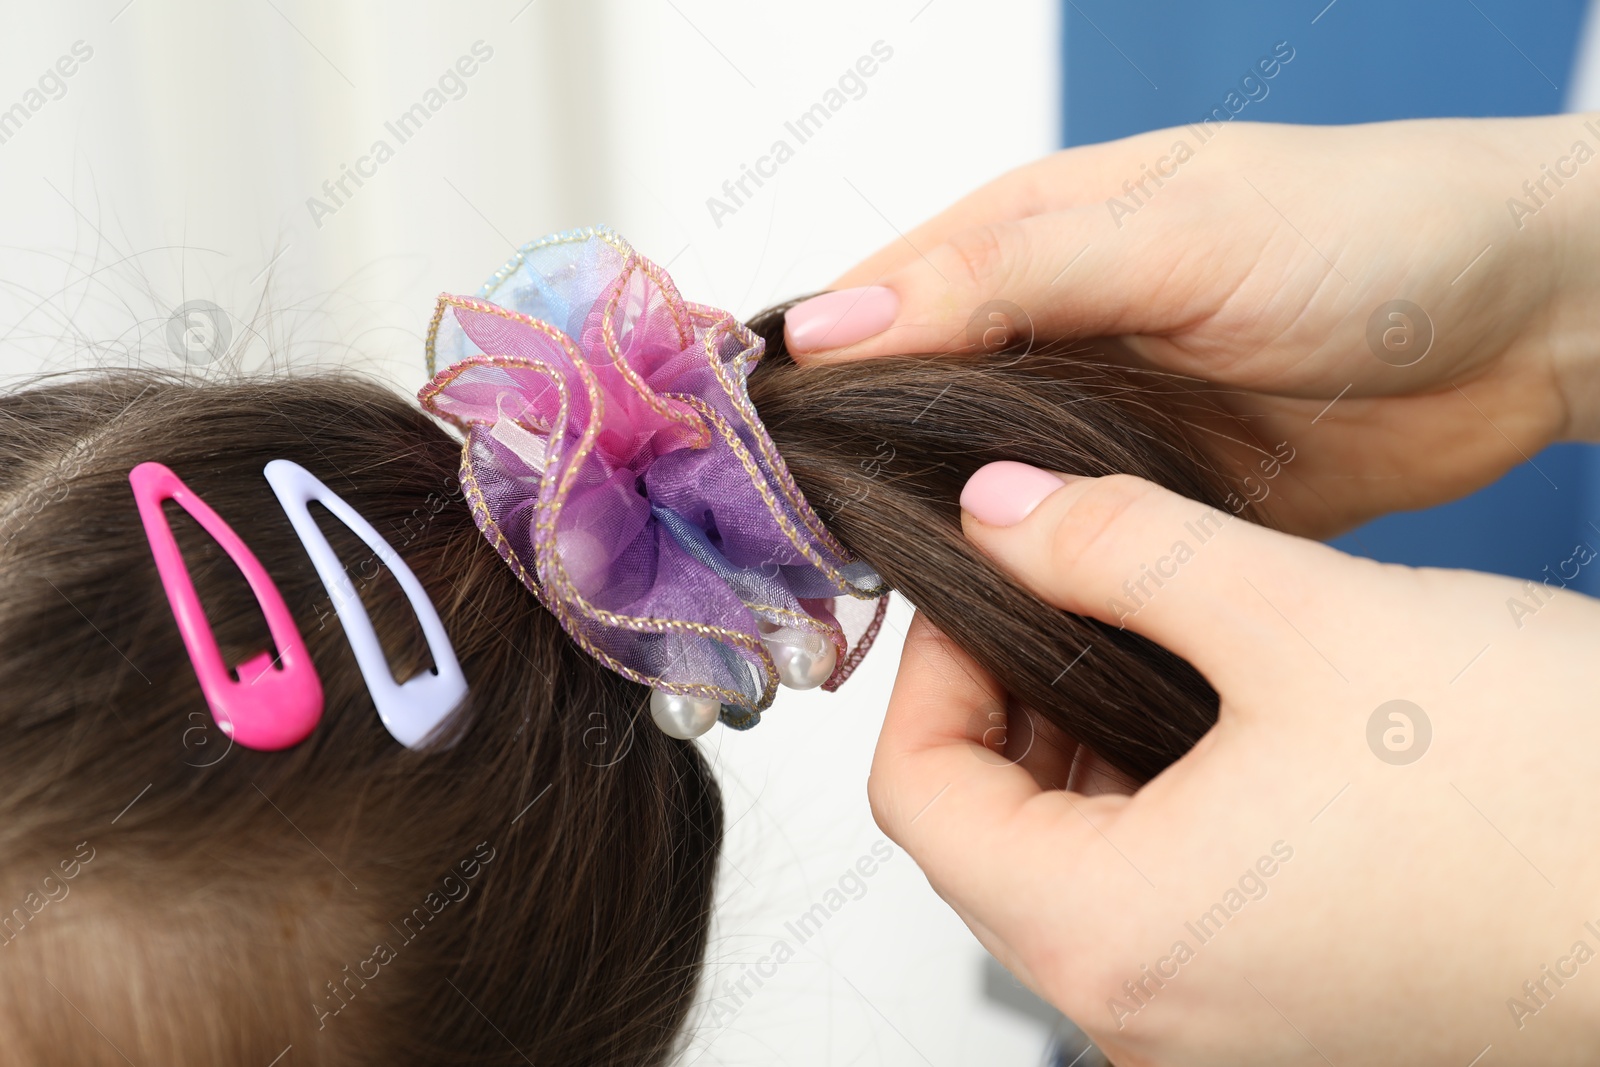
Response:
[264, 459, 468, 748]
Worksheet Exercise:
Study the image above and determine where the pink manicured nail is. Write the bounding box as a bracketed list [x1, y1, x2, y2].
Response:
[784, 287, 899, 353]
[960, 461, 1072, 527]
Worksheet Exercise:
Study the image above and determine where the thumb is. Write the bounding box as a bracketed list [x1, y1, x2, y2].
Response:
[958, 461, 1364, 700]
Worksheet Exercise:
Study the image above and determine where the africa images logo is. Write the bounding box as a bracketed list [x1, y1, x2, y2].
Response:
[705, 41, 895, 228]
[306, 41, 494, 229]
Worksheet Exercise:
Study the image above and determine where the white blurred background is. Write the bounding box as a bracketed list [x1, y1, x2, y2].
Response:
[0, 2, 1061, 1063]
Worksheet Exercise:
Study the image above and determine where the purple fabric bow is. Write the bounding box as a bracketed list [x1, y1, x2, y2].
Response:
[418, 227, 888, 728]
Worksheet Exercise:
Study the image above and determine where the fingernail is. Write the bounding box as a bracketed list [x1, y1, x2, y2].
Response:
[784, 287, 899, 353]
[960, 462, 1075, 527]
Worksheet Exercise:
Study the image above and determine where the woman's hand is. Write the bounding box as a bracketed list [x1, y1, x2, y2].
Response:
[870, 463, 1600, 1065]
[787, 116, 1600, 538]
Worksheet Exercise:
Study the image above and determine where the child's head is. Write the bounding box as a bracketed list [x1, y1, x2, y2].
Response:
[0, 306, 1246, 1063]
[0, 372, 720, 1065]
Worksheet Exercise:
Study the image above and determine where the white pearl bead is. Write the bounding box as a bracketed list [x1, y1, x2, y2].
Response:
[766, 632, 838, 691]
[649, 689, 720, 739]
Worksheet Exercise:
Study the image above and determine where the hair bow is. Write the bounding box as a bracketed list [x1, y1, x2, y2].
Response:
[418, 227, 888, 736]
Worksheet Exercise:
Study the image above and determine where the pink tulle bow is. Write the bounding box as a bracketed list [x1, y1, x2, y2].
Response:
[419, 227, 888, 727]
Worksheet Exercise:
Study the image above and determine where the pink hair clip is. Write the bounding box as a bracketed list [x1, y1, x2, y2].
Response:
[129, 462, 324, 751]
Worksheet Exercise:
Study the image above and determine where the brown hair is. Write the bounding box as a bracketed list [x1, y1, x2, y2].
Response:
[746, 304, 1244, 784]
[0, 373, 719, 1065]
[0, 308, 1250, 1062]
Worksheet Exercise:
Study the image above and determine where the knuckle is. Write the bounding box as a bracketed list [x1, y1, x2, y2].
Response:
[864, 769, 902, 841]
[941, 223, 1011, 295]
[1018, 898, 1143, 1023]
[1054, 946, 1138, 1034]
[987, 166, 1053, 221]
[1047, 474, 1165, 573]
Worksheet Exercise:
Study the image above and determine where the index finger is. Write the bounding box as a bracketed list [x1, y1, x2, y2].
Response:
[868, 612, 1125, 916]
